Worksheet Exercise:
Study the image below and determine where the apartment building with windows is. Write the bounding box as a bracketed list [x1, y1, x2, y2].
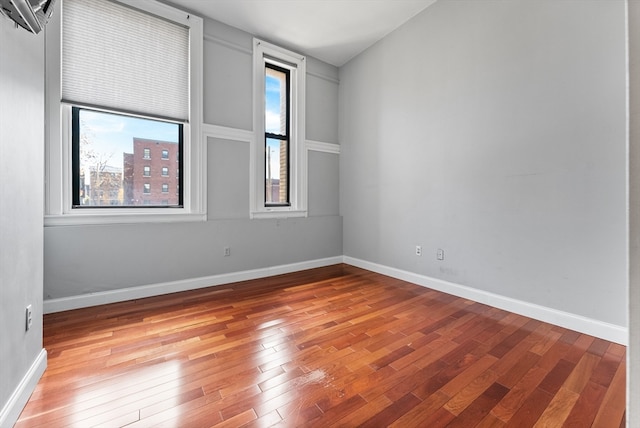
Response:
[123, 138, 180, 206]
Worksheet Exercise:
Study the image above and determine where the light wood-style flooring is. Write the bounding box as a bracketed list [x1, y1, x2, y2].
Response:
[17, 264, 626, 427]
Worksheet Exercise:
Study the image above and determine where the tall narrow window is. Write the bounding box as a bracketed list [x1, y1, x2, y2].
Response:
[252, 39, 306, 218]
[265, 63, 290, 206]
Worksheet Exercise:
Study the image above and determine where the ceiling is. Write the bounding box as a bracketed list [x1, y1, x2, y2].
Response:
[170, 0, 437, 67]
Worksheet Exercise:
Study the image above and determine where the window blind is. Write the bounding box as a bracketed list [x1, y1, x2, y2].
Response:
[62, 0, 189, 121]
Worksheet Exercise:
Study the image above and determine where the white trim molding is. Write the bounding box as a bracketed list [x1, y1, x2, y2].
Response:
[202, 123, 254, 143]
[306, 140, 341, 154]
[44, 256, 343, 314]
[0, 349, 47, 428]
[343, 256, 628, 345]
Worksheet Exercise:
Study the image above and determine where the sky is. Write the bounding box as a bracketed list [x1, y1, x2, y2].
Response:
[265, 73, 285, 179]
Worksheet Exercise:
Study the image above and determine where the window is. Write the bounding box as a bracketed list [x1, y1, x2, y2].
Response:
[45, 0, 204, 224]
[71, 107, 183, 207]
[162, 184, 169, 193]
[252, 39, 307, 218]
[265, 64, 290, 206]
[162, 167, 169, 176]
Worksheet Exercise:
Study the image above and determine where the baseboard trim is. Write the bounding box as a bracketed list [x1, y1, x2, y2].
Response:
[43, 256, 344, 314]
[343, 256, 628, 345]
[0, 348, 47, 428]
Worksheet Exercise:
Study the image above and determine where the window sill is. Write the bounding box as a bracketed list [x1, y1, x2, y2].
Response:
[250, 210, 307, 220]
[44, 211, 206, 226]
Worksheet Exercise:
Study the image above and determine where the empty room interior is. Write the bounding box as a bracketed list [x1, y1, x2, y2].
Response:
[1, 0, 639, 426]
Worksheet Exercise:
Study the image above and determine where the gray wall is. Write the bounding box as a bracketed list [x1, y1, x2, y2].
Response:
[0, 18, 45, 426]
[629, 0, 639, 423]
[339, 0, 627, 327]
[43, 16, 341, 300]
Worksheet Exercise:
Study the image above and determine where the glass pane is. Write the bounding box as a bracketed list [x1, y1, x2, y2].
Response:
[265, 67, 287, 135]
[75, 108, 182, 207]
[265, 138, 288, 205]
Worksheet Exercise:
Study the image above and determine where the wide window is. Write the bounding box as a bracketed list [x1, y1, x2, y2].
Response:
[45, 0, 204, 224]
[252, 39, 307, 218]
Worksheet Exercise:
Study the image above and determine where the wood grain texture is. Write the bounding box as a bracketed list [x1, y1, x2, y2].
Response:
[17, 264, 625, 427]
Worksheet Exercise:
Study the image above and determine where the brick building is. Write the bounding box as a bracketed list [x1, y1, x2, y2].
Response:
[123, 138, 180, 206]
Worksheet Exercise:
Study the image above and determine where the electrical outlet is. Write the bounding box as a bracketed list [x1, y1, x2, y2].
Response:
[224, 247, 231, 257]
[437, 248, 445, 260]
[415, 245, 422, 256]
[25, 305, 32, 331]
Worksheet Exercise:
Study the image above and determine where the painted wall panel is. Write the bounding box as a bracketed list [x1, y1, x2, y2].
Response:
[207, 137, 250, 220]
[44, 216, 342, 299]
[308, 151, 340, 217]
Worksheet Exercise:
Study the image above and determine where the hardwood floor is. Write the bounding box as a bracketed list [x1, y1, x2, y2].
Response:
[17, 264, 626, 427]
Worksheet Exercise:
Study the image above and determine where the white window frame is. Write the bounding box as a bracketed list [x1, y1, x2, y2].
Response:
[251, 38, 307, 219]
[44, 0, 205, 226]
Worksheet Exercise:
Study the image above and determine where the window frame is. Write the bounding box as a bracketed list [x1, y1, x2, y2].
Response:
[44, 0, 205, 226]
[264, 62, 291, 207]
[251, 38, 307, 219]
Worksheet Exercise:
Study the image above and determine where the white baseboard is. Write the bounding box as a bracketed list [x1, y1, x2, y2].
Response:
[44, 256, 344, 314]
[343, 256, 628, 345]
[0, 349, 47, 428]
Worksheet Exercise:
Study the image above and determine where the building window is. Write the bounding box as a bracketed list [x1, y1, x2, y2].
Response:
[162, 167, 169, 176]
[162, 183, 169, 193]
[252, 39, 307, 218]
[44, 0, 204, 224]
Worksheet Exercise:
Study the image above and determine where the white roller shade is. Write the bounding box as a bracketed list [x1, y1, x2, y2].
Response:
[62, 0, 189, 121]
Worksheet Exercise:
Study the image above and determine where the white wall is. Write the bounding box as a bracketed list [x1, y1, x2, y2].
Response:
[0, 17, 47, 428]
[340, 0, 627, 329]
[43, 13, 342, 303]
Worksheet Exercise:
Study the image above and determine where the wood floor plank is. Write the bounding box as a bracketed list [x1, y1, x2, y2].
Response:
[591, 358, 627, 427]
[16, 264, 626, 427]
[533, 386, 580, 427]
